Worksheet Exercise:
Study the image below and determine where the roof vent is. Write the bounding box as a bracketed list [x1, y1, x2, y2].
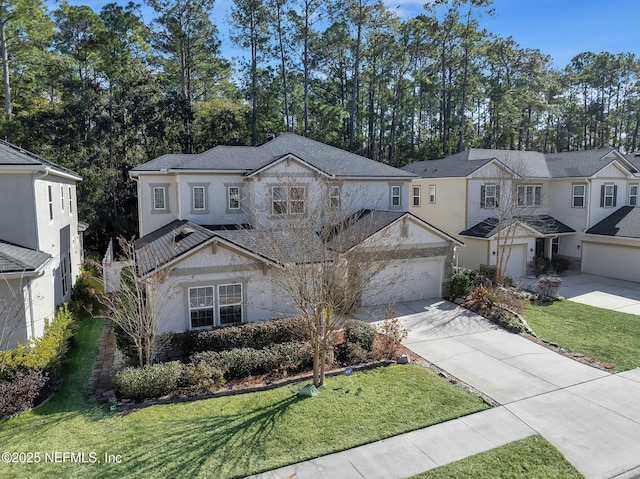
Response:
[175, 226, 196, 244]
[265, 133, 275, 142]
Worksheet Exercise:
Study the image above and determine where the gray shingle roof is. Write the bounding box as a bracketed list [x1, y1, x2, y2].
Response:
[586, 206, 640, 238]
[0, 140, 80, 179]
[0, 240, 51, 273]
[327, 210, 406, 252]
[405, 148, 638, 180]
[460, 215, 575, 238]
[132, 133, 415, 179]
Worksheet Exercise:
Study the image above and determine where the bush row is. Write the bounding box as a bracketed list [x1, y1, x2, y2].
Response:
[158, 316, 309, 361]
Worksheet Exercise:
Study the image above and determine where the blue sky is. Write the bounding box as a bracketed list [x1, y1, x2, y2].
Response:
[67, 0, 640, 69]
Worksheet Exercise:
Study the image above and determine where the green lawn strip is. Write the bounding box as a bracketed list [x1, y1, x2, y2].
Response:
[0, 318, 489, 479]
[412, 435, 584, 479]
[525, 300, 640, 372]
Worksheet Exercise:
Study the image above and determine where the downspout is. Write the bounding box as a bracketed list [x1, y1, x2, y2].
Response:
[584, 178, 592, 231]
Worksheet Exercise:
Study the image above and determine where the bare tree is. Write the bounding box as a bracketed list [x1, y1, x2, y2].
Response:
[98, 237, 177, 367]
[243, 178, 406, 387]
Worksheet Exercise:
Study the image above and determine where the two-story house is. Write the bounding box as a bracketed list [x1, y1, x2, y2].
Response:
[128, 133, 462, 334]
[404, 148, 640, 282]
[0, 141, 84, 349]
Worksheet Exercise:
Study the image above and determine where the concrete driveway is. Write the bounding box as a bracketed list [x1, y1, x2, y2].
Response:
[393, 299, 640, 479]
[520, 272, 640, 315]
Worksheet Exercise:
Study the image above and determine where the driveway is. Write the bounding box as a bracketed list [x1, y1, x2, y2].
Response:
[519, 272, 640, 315]
[392, 299, 640, 479]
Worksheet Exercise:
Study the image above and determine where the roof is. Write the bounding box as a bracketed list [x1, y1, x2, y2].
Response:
[460, 215, 575, 238]
[405, 148, 637, 180]
[131, 133, 415, 179]
[586, 206, 640, 238]
[0, 240, 51, 273]
[327, 210, 406, 252]
[0, 140, 81, 180]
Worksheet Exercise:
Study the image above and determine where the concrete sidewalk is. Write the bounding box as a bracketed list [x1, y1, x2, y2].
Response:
[249, 300, 640, 479]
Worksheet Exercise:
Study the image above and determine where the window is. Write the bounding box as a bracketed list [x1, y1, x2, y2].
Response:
[412, 186, 421, 207]
[153, 186, 167, 210]
[551, 237, 559, 256]
[68, 187, 72, 213]
[572, 184, 585, 208]
[481, 184, 499, 208]
[218, 284, 243, 325]
[228, 186, 240, 210]
[60, 186, 65, 212]
[272, 186, 305, 215]
[192, 186, 205, 211]
[189, 287, 214, 329]
[330, 185, 341, 209]
[390, 185, 401, 208]
[61, 253, 71, 297]
[517, 185, 542, 207]
[48, 185, 53, 220]
[429, 185, 436, 204]
[630, 184, 638, 206]
[600, 184, 617, 208]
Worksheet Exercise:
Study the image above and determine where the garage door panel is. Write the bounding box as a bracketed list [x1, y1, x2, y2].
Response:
[582, 243, 640, 282]
[361, 258, 443, 306]
[499, 244, 526, 279]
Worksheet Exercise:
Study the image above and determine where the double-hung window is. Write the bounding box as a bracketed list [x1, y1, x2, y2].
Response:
[192, 186, 205, 211]
[330, 185, 341, 209]
[188, 284, 243, 329]
[412, 186, 421, 207]
[48, 185, 53, 220]
[189, 287, 215, 329]
[272, 186, 305, 215]
[630, 184, 638, 206]
[429, 185, 436, 204]
[228, 186, 240, 210]
[572, 184, 585, 208]
[153, 186, 167, 211]
[218, 284, 243, 325]
[68, 187, 73, 213]
[61, 186, 65, 212]
[517, 185, 542, 207]
[390, 185, 401, 208]
[481, 184, 499, 208]
[601, 184, 616, 208]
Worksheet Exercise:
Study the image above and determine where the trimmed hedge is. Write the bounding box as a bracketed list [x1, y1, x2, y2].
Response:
[0, 369, 48, 419]
[112, 361, 185, 399]
[343, 320, 375, 351]
[159, 316, 309, 360]
[191, 341, 313, 379]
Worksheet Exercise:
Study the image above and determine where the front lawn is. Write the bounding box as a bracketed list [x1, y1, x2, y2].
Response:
[525, 300, 640, 372]
[412, 435, 584, 479]
[0, 317, 488, 479]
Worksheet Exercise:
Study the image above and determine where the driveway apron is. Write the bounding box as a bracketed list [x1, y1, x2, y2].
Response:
[396, 299, 640, 479]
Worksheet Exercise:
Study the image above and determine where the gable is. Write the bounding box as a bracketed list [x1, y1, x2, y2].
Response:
[357, 215, 459, 250]
[592, 160, 633, 179]
[247, 154, 331, 179]
[469, 160, 516, 180]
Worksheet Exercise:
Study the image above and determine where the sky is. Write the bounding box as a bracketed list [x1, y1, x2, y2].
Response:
[67, 0, 640, 69]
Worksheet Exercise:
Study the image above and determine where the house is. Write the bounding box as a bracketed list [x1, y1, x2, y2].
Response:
[0, 141, 84, 349]
[127, 133, 462, 334]
[403, 148, 640, 282]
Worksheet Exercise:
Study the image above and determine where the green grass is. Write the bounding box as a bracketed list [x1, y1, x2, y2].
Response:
[0, 318, 488, 479]
[413, 435, 584, 479]
[525, 300, 640, 372]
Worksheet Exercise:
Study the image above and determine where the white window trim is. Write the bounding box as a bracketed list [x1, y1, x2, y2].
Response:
[188, 286, 215, 330]
[428, 185, 436, 204]
[630, 184, 638, 207]
[330, 184, 341, 209]
[68, 186, 73, 214]
[604, 184, 615, 208]
[192, 186, 206, 212]
[228, 186, 240, 210]
[218, 283, 243, 325]
[572, 184, 586, 208]
[483, 184, 498, 209]
[150, 183, 170, 214]
[272, 185, 306, 215]
[412, 185, 421, 207]
[389, 184, 402, 210]
[60, 186, 65, 212]
[517, 184, 542, 207]
[47, 185, 53, 221]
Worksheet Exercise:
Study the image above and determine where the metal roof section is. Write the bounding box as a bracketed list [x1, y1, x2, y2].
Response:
[460, 215, 575, 239]
[586, 206, 640, 238]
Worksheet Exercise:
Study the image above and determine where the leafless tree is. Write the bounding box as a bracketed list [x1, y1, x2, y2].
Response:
[98, 237, 177, 367]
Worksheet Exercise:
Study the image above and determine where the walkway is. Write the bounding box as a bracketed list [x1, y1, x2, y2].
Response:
[87, 321, 117, 402]
[250, 300, 640, 479]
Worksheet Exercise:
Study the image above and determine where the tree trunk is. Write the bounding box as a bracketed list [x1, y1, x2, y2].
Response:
[0, 20, 10, 118]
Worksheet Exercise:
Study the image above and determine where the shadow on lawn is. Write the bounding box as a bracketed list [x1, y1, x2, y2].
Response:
[114, 394, 303, 479]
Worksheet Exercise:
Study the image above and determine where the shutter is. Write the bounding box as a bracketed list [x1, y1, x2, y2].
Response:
[613, 185, 617, 207]
[600, 185, 605, 207]
[480, 185, 485, 208]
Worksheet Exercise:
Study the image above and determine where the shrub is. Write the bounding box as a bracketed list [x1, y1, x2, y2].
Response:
[181, 362, 225, 392]
[551, 258, 570, 274]
[463, 285, 494, 315]
[343, 320, 375, 351]
[112, 361, 185, 399]
[69, 275, 99, 317]
[3, 305, 76, 372]
[335, 341, 368, 365]
[0, 369, 48, 419]
[478, 266, 497, 284]
[191, 341, 313, 380]
[376, 311, 409, 360]
[489, 309, 524, 333]
[537, 276, 562, 299]
[449, 269, 472, 299]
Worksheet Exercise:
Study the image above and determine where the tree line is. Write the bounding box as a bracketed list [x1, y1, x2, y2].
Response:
[1, 0, 639, 251]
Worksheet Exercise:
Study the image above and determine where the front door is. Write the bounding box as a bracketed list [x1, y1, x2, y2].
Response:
[535, 238, 545, 259]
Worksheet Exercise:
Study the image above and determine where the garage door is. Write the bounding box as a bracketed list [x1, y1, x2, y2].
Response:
[499, 244, 526, 279]
[360, 258, 443, 306]
[582, 242, 640, 282]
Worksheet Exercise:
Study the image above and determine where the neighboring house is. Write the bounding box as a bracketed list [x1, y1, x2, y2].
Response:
[404, 148, 640, 282]
[0, 141, 84, 349]
[127, 133, 462, 335]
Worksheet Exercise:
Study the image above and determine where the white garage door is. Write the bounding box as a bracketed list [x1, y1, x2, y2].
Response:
[582, 242, 640, 282]
[360, 258, 443, 306]
[499, 244, 526, 279]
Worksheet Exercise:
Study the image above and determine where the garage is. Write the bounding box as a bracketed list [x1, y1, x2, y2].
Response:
[499, 244, 527, 279]
[360, 257, 444, 306]
[582, 242, 640, 282]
